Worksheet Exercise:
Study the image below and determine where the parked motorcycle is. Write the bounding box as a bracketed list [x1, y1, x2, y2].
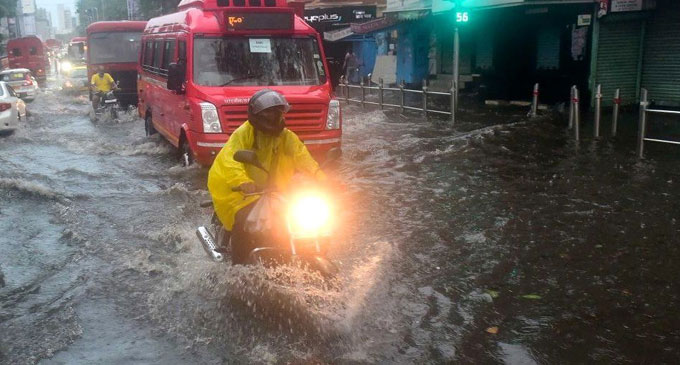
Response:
[196, 148, 341, 278]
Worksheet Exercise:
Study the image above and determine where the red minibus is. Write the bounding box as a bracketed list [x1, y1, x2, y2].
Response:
[87, 21, 147, 108]
[7, 36, 49, 87]
[67, 36, 87, 64]
[138, 0, 341, 166]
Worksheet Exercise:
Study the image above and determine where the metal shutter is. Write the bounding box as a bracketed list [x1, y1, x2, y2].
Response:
[596, 19, 643, 106]
[641, 2, 680, 106]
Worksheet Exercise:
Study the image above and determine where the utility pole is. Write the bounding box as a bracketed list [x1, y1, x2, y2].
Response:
[453, 25, 459, 107]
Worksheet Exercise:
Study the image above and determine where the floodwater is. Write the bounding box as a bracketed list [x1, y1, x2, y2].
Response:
[1, 83, 679, 364]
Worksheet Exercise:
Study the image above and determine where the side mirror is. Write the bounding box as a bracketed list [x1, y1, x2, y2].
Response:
[167, 62, 185, 94]
[233, 150, 268, 172]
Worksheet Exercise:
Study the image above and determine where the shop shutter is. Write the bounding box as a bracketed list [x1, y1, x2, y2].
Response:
[641, 2, 680, 106]
[595, 19, 643, 106]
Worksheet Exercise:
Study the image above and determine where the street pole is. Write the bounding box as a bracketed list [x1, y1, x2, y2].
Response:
[453, 26, 460, 108]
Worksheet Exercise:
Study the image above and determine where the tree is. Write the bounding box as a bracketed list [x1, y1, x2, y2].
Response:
[0, 0, 17, 19]
[138, 0, 178, 19]
[76, 0, 128, 34]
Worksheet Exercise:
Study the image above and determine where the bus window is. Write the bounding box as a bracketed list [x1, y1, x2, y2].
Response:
[178, 40, 186, 63]
[12, 48, 21, 56]
[143, 40, 154, 71]
[153, 40, 163, 74]
[162, 40, 175, 72]
[30, 47, 37, 55]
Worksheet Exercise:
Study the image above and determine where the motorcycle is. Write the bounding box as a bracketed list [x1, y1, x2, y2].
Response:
[196, 148, 341, 278]
[91, 82, 120, 121]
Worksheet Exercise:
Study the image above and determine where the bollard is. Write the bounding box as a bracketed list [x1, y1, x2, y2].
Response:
[450, 80, 456, 124]
[341, 76, 349, 104]
[367, 73, 372, 94]
[594, 84, 602, 138]
[612, 88, 620, 137]
[422, 79, 428, 117]
[573, 87, 580, 141]
[399, 80, 405, 114]
[360, 77, 365, 108]
[637, 88, 649, 159]
[379, 78, 384, 110]
[530, 83, 539, 118]
[568, 86, 575, 129]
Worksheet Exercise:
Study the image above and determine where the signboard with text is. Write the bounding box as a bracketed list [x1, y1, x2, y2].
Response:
[304, 6, 376, 33]
[611, 0, 643, 12]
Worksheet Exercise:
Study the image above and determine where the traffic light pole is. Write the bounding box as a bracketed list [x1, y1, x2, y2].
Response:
[453, 25, 459, 109]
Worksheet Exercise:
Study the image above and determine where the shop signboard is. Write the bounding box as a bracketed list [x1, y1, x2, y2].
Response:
[304, 6, 376, 32]
[610, 0, 643, 12]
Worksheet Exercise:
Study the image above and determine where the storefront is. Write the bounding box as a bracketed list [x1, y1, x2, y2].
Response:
[432, 1, 595, 103]
[303, 5, 378, 87]
[590, 0, 679, 107]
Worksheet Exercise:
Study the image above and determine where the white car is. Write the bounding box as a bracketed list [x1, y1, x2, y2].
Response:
[0, 68, 39, 102]
[0, 81, 28, 135]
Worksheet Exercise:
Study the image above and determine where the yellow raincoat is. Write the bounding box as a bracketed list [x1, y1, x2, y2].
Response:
[208, 121, 325, 230]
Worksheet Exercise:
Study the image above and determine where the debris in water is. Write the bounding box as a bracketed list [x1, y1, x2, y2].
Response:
[486, 290, 500, 299]
[521, 294, 542, 300]
[486, 326, 499, 334]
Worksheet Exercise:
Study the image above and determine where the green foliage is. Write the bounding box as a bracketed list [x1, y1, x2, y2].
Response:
[74, 0, 178, 34]
[138, 0, 178, 19]
[76, 0, 128, 34]
[0, 0, 18, 18]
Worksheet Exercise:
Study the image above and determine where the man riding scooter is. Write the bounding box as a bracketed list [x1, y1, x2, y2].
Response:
[207, 89, 327, 264]
[90, 66, 117, 111]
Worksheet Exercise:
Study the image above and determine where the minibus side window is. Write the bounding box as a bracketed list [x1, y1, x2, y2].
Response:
[12, 48, 21, 56]
[153, 40, 163, 74]
[178, 41, 186, 63]
[161, 40, 175, 76]
[143, 40, 154, 73]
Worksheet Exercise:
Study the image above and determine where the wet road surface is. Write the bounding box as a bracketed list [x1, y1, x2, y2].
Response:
[1, 85, 679, 364]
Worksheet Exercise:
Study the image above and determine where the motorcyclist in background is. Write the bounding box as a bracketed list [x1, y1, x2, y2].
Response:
[207, 89, 327, 264]
[90, 66, 116, 110]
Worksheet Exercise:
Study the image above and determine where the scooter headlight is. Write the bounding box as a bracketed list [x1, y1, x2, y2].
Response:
[61, 61, 72, 72]
[200, 102, 222, 133]
[288, 193, 333, 238]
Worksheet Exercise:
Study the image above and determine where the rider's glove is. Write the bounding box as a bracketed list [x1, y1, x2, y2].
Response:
[238, 182, 258, 194]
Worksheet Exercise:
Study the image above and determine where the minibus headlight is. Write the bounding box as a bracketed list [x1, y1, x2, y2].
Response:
[326, 99, 340, 130]
[200, 102, 222, 133]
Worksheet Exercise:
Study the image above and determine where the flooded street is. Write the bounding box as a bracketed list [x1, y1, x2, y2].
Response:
[1, 85, 679, 364]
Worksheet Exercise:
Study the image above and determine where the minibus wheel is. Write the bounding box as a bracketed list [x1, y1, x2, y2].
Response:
[145, 114, 156, 136]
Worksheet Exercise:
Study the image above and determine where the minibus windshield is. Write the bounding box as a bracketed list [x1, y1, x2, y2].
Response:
[89, 32, 142, 64]
[193, 36, 326, 86]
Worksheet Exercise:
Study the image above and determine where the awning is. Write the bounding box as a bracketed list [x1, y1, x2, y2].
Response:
[324, 27, 355, 41]
[350, 16, 400, 33]
[324, 16, 405, 41]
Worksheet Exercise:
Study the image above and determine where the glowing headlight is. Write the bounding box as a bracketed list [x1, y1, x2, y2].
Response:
[200, 102, 222, 133]
[61, 61, 72, 72]
[326, 99, 340, 130]
[288, 194, 332, 238]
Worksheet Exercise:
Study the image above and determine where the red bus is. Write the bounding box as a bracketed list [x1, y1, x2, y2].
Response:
[138, 0, 341, 166]
[67, 37, 87, 61]
[86, 21, 147, 108]
[7, 36, 49, 87]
